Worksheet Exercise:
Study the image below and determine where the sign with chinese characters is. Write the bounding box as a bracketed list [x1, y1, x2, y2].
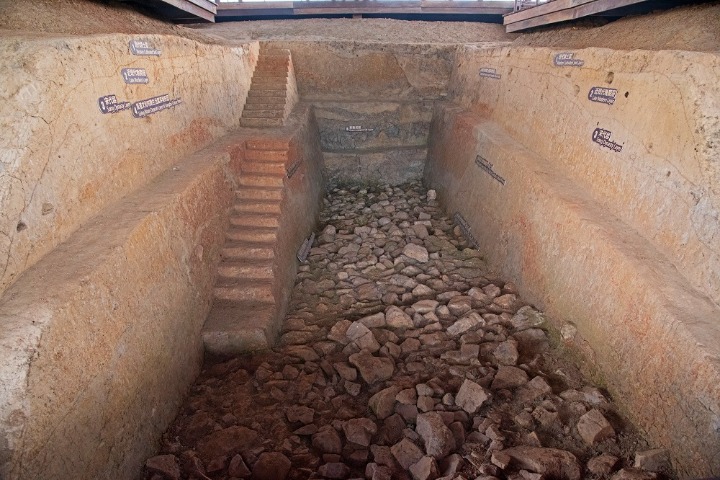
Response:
[129, 39, 161, 56]
[553, 52, 584, 67]
[98, 94, 131, 114]
[453, 213, 479, 249]
[479, 67, 501, 79]
[297, 233, 315, 262]
[475, 155, 506, 186]
[588, 87, 617, 105]
[592, 128, 623, 152]
[345, 125, 374, 132]
[131, 94, 182, 118]
[121, 68, 149, 85]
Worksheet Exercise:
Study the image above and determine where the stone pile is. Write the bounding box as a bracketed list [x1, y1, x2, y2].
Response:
[145, 182, 674, 480]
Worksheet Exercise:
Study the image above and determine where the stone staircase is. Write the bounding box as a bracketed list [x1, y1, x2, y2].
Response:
[203, 137, 292, 354]
[240, 47, 299, 128]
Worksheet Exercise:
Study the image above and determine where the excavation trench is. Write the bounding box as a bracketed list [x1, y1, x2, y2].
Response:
[1, 7, 719, 480]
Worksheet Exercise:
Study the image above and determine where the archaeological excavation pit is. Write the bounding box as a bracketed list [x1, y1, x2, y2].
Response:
[0, 1, 719, 479]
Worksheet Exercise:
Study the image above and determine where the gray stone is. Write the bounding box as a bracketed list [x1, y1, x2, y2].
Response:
[369, 385, 402, 419]
[446, 312, 484, 336]
[416, 412, 457, 459]
[501, 446, 581, 480]
[510, 306, 545, 331]
[412, 299, 439, 314]
[491, 366, 529, 390]
[313, 427, 343, 454]
[493, 340, 519, 366]
[587, 454, 618, 476]
[391, 438, 425, 470]
[317, 462, 351, 479]
[455, 379, 490, 414]
[251, 452, 291, 480]
[349, 350, 394, 384]
[577, 409, 615, 445]
[146, 455, 181, 480]
[409, 456, 440, 480]
[403, 244, 429, 263]
[386, 306, 414, 329]
[633, 449, 670, 473]
[343, 418, 378, 447]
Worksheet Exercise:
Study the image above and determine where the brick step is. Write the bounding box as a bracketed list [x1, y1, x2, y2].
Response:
[254, 66, 289, 75]
[245, 148, 289, 162]
[246, 96, 286, 105]
[202, 302, 277, 354]
[237, 173, 285, 187]
[248, 89, 287, 98]
[245, 103, 288, 111]
[216, 260, 274, 280]
[213, 281, 274, 303]
[240, 117, 284, 128]
[253, 77, 288, 86]
[229, 213, 280, 228]
[222, 241, 275, 261]
[233, 199, 282, 214]
[226, 226, 278, 243]
[242, 110, 285, 119]
[245, 138, 291, 151]
[235, 185, 284, 200]
[242, 160, 286, 175]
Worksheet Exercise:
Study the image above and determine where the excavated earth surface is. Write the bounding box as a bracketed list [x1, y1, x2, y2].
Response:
[145, 183, 675, 480]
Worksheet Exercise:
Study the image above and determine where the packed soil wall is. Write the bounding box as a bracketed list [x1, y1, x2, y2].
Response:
[0, 33, 258, 479]
[0, 33, 258, 297]
[265, 41, 454, 186]
[425, 46, 720, 477]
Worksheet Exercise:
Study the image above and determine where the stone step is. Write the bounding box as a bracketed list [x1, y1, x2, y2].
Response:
[213, 281, 274, 303]
[245, 138, 291, 151]
[235, 185, 284, 200]
[242, 110, 285, 119]
[237, 172, 285, 188]
[254, 66, 289, 75]
[225, 226, 277, 243]
[222, 242, 275, 261]
[242, 160, 286, 175]
[248, 89, 286, 98]
[203, 302, 277, 354]
[240, 117, 284, 128]
[229, 213, 280, 229]
[216, 259, 274, 280]
[233, 199, 282, 214]
[246, 96, 286, 105]
[245, 148, 289, 162]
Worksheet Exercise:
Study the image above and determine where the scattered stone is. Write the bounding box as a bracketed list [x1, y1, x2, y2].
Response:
[413, 300, 439, 314]
[455, 379, 490, 414]
[369, 386, 402, 419]
[251, 452, 291, 480]
[416, 412, 457, 459]
[386, 306, 414, 329]
[409, 456, 440, 480]
[313, 427, 343, 454]
[318, 462, 351, 479]
[587, 454, 618, 475]
[196, 426, 258, 461]
[447, 312, 484, 336]
[501, 446, 581, 480]
[633, 449, 670, 473]
[490, 451, 512, 469]
[286, 405, 314, 424]
[344, 418, 378, 447]
[228, 454, 251, 477]
[146, 455, 181, 480]
[391, 439, 425, 469]
[577, 409, 615, 445]
[403, 244, 429, 263]
[491, 366, 529, 390]
[611, 469, 658, 480]
[349, 350, 394, 384]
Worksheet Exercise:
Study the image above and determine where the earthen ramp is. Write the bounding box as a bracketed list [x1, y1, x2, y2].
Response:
[0, 3, 719, 480]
